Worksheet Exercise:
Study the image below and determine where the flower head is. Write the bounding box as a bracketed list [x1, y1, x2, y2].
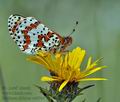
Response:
[28, 47, 106, 92]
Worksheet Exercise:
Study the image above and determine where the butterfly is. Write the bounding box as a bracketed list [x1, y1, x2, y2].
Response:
[8, 14, 74, 54]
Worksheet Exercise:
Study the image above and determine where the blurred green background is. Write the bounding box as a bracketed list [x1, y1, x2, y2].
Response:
[0, 0, 120, 102]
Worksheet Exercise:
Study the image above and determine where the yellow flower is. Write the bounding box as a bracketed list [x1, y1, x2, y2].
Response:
[28, 47, 107, 92]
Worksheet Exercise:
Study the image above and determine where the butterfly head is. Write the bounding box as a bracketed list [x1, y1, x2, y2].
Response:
[59, 21, 78, 51]
[64, 36, 72, 46]
[60, 36, 72, 51]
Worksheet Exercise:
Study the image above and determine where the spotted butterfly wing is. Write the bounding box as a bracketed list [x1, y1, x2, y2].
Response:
[8, 14, 72, 54]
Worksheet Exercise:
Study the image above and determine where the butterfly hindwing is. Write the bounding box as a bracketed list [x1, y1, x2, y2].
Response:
[8, 14, 61, 54]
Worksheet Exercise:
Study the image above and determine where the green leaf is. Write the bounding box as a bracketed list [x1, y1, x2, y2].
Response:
[97, 98, 101, 102]
[35, 85, 56, 102]
[69, 84, 94, 102]
[77, 84, 95, 94]
[82, 99, 86, 102]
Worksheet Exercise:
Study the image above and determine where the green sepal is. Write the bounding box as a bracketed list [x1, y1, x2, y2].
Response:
[35, 85, 56, 102]
[69, 84, 95, 102]
[77, 84, 95, 94]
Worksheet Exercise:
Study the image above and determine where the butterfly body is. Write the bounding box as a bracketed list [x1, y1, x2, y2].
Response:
[8, 15, 72, 54]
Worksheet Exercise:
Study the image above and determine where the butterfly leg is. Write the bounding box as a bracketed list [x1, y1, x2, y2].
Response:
[50, 48, 57, 54]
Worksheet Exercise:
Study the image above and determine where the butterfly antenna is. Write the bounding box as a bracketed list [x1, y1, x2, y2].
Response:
[68, 21, 78, 36]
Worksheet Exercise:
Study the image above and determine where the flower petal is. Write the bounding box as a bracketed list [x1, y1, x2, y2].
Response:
[28, 47, 107, 88]
[83, 66, 106, 77]
[27, 56, 50, 68]
[59, 80, 69, 92]
[79, 78, 107, 81]
[87, 58, 103, 70]
[41, 76, 58, 81]
[86, 57, 92, 70]
[36, 51, 49, 56]
[68, 47, 86, 71]
[75, 49, 85, 70]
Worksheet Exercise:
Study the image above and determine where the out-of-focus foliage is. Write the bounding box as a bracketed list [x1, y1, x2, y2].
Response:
[0, 0, 120, 102]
